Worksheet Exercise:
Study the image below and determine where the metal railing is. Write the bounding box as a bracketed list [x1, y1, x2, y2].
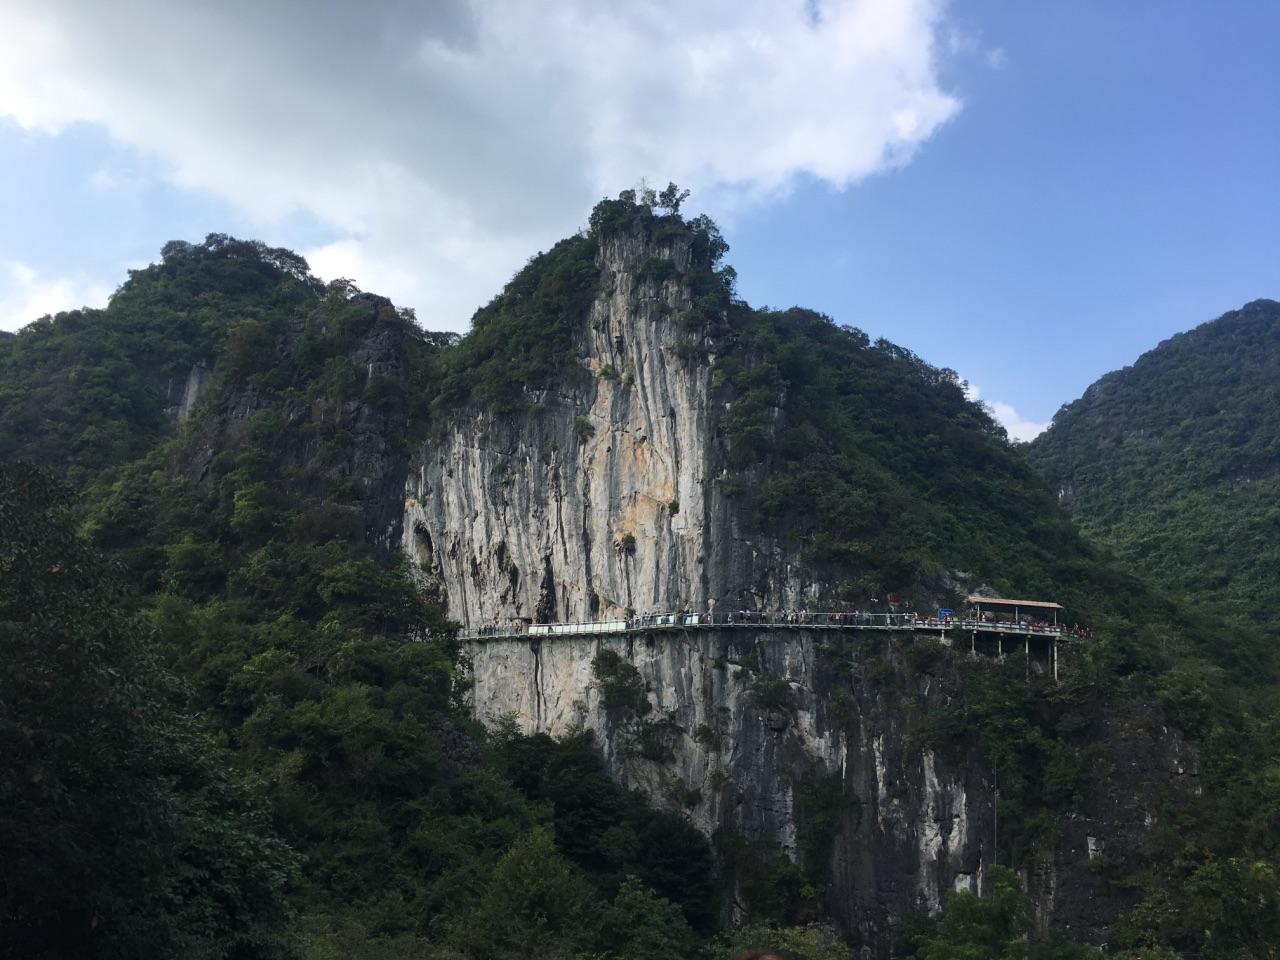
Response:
[461, 611, 1071, 642]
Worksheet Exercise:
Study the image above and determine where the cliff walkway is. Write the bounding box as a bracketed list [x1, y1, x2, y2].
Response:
[461, 611, 1077, 642]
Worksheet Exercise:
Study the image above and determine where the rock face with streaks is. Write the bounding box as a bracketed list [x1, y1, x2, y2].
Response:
[180, 292, 414, 557]
[404, 225, 826, 631]
[398, 213, 1202, 955]
[164, 363, 209, 422]
[465, 628, 1197, 956]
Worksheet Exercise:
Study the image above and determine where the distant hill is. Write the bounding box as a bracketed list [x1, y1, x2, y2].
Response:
[1027, 298, 1280, 631]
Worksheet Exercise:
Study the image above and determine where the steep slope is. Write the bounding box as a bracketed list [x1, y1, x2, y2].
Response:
[3, 237, 724, 956]
[408, 197, 1117, 632]
[409, 197, 1280, 958]
[405, 196, 1255, 953]
[1028, 299, 1280, 636]
[467, 626, 1197, 951]
[0, 237, 322, 486]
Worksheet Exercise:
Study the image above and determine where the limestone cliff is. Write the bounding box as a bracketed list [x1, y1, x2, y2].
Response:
[181, 292, 414, 557]
[163, 363, 209, 423]
[465, 629, 1196, 955]
[405, 225, 824, 631]
[397, 211, 1202, 954]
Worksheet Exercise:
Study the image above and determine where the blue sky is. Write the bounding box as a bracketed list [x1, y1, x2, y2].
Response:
[727, 1, 1280, 434]
[1, 1, 1276, 439]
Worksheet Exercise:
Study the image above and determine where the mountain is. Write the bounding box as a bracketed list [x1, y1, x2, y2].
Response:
[3, 194, 1279, 959]
[1027, 299, 1280, 634]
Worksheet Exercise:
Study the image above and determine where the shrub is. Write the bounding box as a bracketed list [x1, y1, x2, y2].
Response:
[632, 714, 680, 764]
[593, 649, 650, 714]
[750, 671, 796, 712]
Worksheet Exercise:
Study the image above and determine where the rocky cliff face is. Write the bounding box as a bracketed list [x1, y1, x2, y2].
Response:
[399, 220, 1201, 953]
[163, 363, 209, 423]
[465, 629, 1197, 955]
[404, 228, 825, 631]
[182, 293, 414, 556]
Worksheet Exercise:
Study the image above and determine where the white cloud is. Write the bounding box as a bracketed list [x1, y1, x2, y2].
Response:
[963, 382, 1047, 443]
[988, 401, 1048, 443]
[0, 261, 111, 331]
[0, 0, 960, 330]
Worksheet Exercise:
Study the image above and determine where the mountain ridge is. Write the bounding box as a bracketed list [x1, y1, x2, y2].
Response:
[1028, 297, 1280, 632]
[3, 194, 1279, 958]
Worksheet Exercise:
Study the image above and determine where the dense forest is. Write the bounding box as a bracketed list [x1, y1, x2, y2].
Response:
[3, 194, 1280, 958]
[1028, 299, 1280, 634]
[0, 233, 723, 959]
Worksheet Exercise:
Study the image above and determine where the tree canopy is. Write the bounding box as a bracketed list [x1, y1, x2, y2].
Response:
[0, 461, 296, 959]
[1029, 299, 1280, 639]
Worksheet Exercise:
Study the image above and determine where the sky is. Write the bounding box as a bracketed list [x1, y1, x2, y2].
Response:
[0, 1, 1276, 440]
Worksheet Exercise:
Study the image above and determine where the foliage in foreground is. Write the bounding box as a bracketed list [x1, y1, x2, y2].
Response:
[0, 462, 296, 959]
[907, 866, 1102, 960]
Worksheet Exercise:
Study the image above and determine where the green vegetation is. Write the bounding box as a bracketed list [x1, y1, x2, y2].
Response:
[592, 649, 650, 714]
[581, 199, 1280, 960]
[6, 441, 715, 958]
[492, 729, 716, 931]
[919, 656, 1092, 863]
[430, 235, 599, 416]
[0, 236, 719, 958]
[714, 828, 821, 926]
[793, 772, 858, 889]
[5, 199, 1280, 957]
[1028, 299, 1280, 636]
[714, 303, 1093, 599]
[1021, 301, 1280, 958]
[1, 462, 295, 958]
[0, 236, 322, 486]
[631, 712, 681, 763]
[749, 670, 796, 712]
[588, 192, 1170, 628]
[905, 866, 1102, 960]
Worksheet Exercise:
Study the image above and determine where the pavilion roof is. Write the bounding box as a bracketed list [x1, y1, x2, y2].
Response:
[965, 596, 1064, 611]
